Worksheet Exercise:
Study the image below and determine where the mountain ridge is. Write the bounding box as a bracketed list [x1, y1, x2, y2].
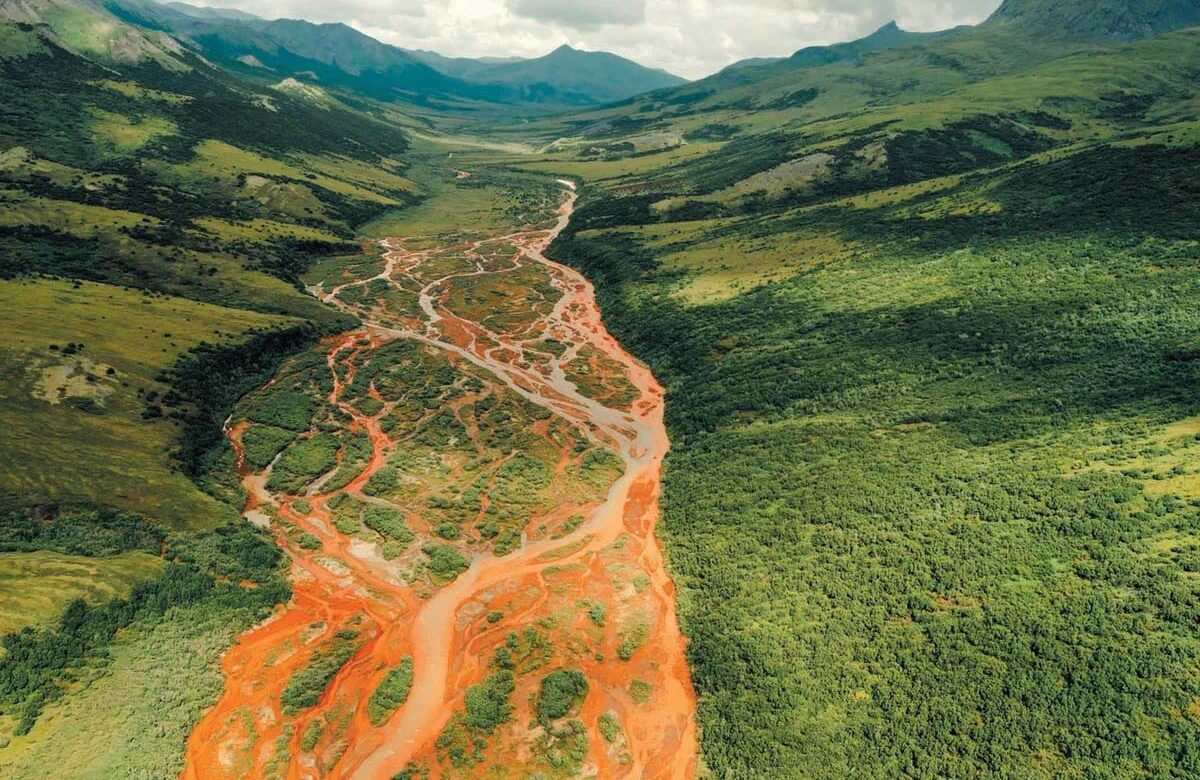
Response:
[96, 0, 684, 108]
[984, 0, 1200, 41]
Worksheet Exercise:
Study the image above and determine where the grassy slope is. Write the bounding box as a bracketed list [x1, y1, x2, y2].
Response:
[0, 600, 272, 777]
[0, 550, 163, 635]
[542, 23, 1200, 780]
[0, 18, 417, 531]
[0, 277, 292, 529]
[0, 17, 420, 770]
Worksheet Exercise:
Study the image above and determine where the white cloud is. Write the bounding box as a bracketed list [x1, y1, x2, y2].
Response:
[507, 0, 646, 29]
[186, 0, 1004, 78]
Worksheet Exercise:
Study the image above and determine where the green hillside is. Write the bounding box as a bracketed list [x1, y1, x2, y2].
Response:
[986, 0, 1200, 41]
[0, 14, 419, 770]
[525, 4, 1200, 778]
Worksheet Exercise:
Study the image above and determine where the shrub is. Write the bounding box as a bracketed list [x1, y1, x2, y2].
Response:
[462, 670, 514, 733]
[422, 542, 470, 581]
[536, 669, 589, 726]
[367, 657, 413, 726]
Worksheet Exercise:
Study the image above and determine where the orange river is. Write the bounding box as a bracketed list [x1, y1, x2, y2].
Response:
[181, 179, 698, 779]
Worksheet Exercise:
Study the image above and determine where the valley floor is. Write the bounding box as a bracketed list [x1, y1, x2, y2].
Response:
[180, 173, 698, 779]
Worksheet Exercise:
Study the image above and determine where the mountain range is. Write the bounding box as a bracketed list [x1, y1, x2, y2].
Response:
[2, 0, 687, 109]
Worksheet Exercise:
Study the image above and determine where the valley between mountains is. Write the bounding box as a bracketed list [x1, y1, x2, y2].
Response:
[181, 177, 697, 779]
[6, 0, 1200, 777]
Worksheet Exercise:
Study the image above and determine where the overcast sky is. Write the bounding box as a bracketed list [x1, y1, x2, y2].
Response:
[190, 0, 1004, 79]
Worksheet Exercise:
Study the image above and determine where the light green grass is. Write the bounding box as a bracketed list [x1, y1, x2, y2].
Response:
[0, 600, 261, 778]
[512, 142, 723, 181]
[157, 141, 404, 205]
[0, 25, 48, 60]
[0, 192, 152, 236]
[359, 176, 513, 238]
[88, 107, 176, 154]
[94, 79, 191, 105]
[0, 277, 296, 530]
[0, 550, 163, 636]
[193, 216, 342, 244]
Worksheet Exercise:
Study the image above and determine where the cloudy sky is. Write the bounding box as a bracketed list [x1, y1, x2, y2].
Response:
[192, 0, 1004, 79]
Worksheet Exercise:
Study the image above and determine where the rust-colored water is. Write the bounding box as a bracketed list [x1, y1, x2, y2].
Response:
[182, 181, 698, 779]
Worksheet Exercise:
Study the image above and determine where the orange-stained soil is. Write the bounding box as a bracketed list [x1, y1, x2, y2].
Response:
[182, 180, 698, 779]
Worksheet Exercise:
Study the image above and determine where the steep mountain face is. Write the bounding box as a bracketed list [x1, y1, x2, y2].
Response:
[549, 19, 979, 127]
[712, 20, 962, 80]
[530, 0, 1200, 149]
[0, 0, 188, 66]
[719, 55, 785, 72]
[785, 19, 966, 68]
[985, 0, 1200, 41]
[95, 0, 491, 105]
[703, 21, 965, 88]
[407, 49, 522, 80]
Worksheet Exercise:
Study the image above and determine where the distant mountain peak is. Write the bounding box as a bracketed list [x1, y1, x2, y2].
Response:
[985, 0, 1200, 42]
[163, 1, 260, 22]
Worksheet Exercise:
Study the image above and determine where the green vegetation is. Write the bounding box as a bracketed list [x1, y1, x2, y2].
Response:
[597, 712, 622, 743]
[0, 52, 381, 763]
[435, 633, 555, 768]
[581, 600, 607, 627]
[0, 597, 274, 778]
[0, 550, 163, 636]
[461, 669, 515, 733]
[0, 504, 163, 556]
[517, 4, 1200, 777]
[535, 669, 588, 726]
[0, 8, 415, 765]
[6, 0, 1200, 775]
[297, 532, 322, 551]
[367, 657, 414, 726]
[362, 504, 413, 544]
[422, 542, 470, 582]
[245, 390, 317, 432]
[266, 433, 339, 493]
[0, 520, 286, 734]
[280, 629, 361, 715]
[300, 719, 324, 752]
[320, 430, 374, 492]
[615, 614, 649, 661]
[0, 278, 294, 531]
[241, 425, 295, 469]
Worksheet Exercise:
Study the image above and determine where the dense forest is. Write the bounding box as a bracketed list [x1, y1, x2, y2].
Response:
[550, 135, 1200, 778]
[534, 14, 1200, 774]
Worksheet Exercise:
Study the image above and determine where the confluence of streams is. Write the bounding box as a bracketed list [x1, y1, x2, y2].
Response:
[182, 180, 698, 779]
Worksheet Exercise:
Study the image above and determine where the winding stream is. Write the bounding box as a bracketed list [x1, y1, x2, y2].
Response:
[182, 180, 697, 779]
